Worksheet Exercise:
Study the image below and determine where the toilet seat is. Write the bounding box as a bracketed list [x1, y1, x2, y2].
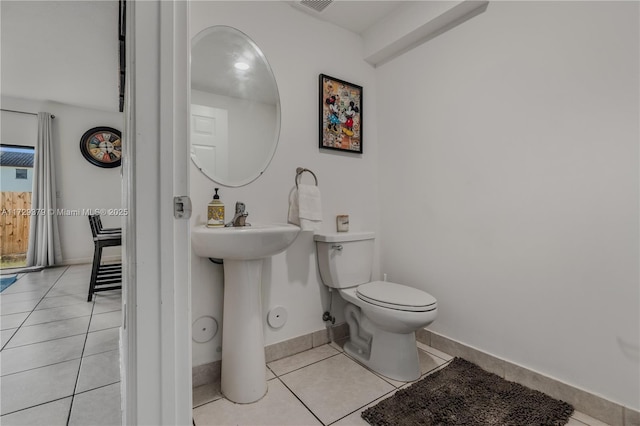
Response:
[356, 281, 437, 312]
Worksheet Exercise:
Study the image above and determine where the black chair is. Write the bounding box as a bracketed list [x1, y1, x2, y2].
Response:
[94, 215, 121, 234]
[87, 214, 122, 302]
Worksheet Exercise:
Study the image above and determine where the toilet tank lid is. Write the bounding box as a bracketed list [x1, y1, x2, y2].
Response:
[313, 231, 375, 242]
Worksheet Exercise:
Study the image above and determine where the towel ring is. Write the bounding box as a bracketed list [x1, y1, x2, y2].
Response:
[295, 167, 318, 189]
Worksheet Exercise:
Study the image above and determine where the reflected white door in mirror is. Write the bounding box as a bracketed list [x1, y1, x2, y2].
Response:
[191, 105, 228, 179]
[190, 26, 280, 187]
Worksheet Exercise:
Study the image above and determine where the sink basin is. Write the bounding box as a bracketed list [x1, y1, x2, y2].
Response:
[191, 223, 300, 403]
[191, 223, 300, 260]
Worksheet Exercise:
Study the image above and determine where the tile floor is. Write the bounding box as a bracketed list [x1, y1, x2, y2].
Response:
[193, 341, 612, 426]
[1, 264, 122, 426]
[1, 265, 611, 426]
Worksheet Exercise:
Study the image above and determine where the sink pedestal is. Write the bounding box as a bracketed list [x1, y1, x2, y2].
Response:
[190, 223, 301, 403]
[220, 259, 267, 403]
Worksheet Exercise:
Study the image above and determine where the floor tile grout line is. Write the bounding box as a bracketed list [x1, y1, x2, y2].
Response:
[369, 349, 452, 387]
[326, 387, 398, 426]
[1, 299, 120, 334]
[0, 328, 19, 350]
[66, 282, 97, 426]
[0, 270, 63, 288]
[81, 346, 121, 361]
[270, 349, 343, 379]
[2, 328, 91, 351]
[72, 379, 121, 397]
[191, 376, 277, 411]
[0, 395, 74, 418]
[331, 349, 404, 389]
[3, 303, 90, 316]
[275, 376, 326, 426]
[191, 368, 285, 410]
[192, 395, 223, 410]
[416, 343, 451, 362]
[360, 347, 453, 389]
[0, 335, 92, 378]
[1, 265, 69, 290]
[7, 305, 122, 328]
[1, 266, 70, 351]
[1, 292, 88, 311]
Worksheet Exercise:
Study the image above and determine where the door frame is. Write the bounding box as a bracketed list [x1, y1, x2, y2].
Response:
[122, 1, 192, 424]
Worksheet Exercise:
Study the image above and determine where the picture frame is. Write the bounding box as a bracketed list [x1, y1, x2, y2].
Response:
[319, 74, 363, 154]
[79, 126, 122, 168]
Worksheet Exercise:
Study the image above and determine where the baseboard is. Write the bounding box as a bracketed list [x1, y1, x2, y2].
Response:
[416, 329, 640, 426]
[1, 257, 120, 273]
[192, 360, 221, 389]
[57, 256, 121, 266]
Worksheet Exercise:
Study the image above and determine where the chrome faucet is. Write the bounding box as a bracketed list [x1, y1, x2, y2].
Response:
[225, 202, 250, 227]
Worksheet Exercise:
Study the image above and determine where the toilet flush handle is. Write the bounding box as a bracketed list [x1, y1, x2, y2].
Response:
[332, 244, 343, 251]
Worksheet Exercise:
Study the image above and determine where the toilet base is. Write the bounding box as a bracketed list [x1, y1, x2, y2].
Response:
[344, 319, 421, 382]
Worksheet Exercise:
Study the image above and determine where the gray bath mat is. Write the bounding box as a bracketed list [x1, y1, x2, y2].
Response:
[361, 357, 574, 426]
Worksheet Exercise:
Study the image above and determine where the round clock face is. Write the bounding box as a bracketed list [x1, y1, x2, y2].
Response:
[79, 127, 122, 168]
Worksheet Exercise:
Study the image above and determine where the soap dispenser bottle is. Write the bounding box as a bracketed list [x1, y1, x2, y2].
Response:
[207, 188, 225, 227]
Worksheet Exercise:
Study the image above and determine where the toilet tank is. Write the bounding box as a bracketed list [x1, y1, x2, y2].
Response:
[314, 231, 375, 288]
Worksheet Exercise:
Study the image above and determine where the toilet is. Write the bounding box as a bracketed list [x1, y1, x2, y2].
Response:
[314, 231, 437, 382]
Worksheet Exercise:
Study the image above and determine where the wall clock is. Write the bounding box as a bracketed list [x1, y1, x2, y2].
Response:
[79, 126, 122, 168]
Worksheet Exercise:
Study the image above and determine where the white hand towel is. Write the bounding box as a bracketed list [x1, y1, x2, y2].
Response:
[288, 189, 300, 225]
[288, 184, 322, 231]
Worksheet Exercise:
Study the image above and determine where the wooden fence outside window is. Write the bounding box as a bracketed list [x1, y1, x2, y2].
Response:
[0, 191, 32, 257]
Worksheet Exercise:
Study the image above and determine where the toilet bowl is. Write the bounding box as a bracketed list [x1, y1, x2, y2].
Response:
[314, 232, 437, 382]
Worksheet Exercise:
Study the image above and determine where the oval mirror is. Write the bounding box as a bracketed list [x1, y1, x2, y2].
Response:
[190, 26, 280, 187]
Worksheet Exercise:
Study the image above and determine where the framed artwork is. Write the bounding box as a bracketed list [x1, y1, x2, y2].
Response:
[319, 74, 363, 154]
[79, 127, 122, 168]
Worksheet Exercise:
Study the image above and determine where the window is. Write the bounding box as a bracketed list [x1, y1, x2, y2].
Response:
[0, 144, 35, 269]
[1, 145, 34, 187]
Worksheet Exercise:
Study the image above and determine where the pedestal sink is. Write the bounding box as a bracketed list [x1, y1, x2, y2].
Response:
[191, 223, 300, 403]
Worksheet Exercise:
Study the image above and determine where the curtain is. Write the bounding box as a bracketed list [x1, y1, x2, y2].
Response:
[26, 112, 62, 266]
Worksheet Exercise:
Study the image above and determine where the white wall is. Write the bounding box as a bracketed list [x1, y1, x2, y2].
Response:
[1, 96, 123, 264]
[376, 1, 639, 410]
[190, 1, 380, 367]
[1, 110, 37, 146]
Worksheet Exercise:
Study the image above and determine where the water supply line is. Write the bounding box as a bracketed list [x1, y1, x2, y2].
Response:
[322, 287, 336, 324]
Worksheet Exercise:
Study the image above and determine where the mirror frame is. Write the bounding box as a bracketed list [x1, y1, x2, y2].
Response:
[190, 25, 281, 187]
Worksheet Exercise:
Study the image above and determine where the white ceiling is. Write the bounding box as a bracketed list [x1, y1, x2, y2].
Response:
[192, 26, 279, 105]
[1, 1, 403, 112]
[287, 1, 405, 34]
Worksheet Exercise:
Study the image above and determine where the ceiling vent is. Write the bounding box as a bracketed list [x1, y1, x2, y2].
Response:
[298, 0, 333, 13]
